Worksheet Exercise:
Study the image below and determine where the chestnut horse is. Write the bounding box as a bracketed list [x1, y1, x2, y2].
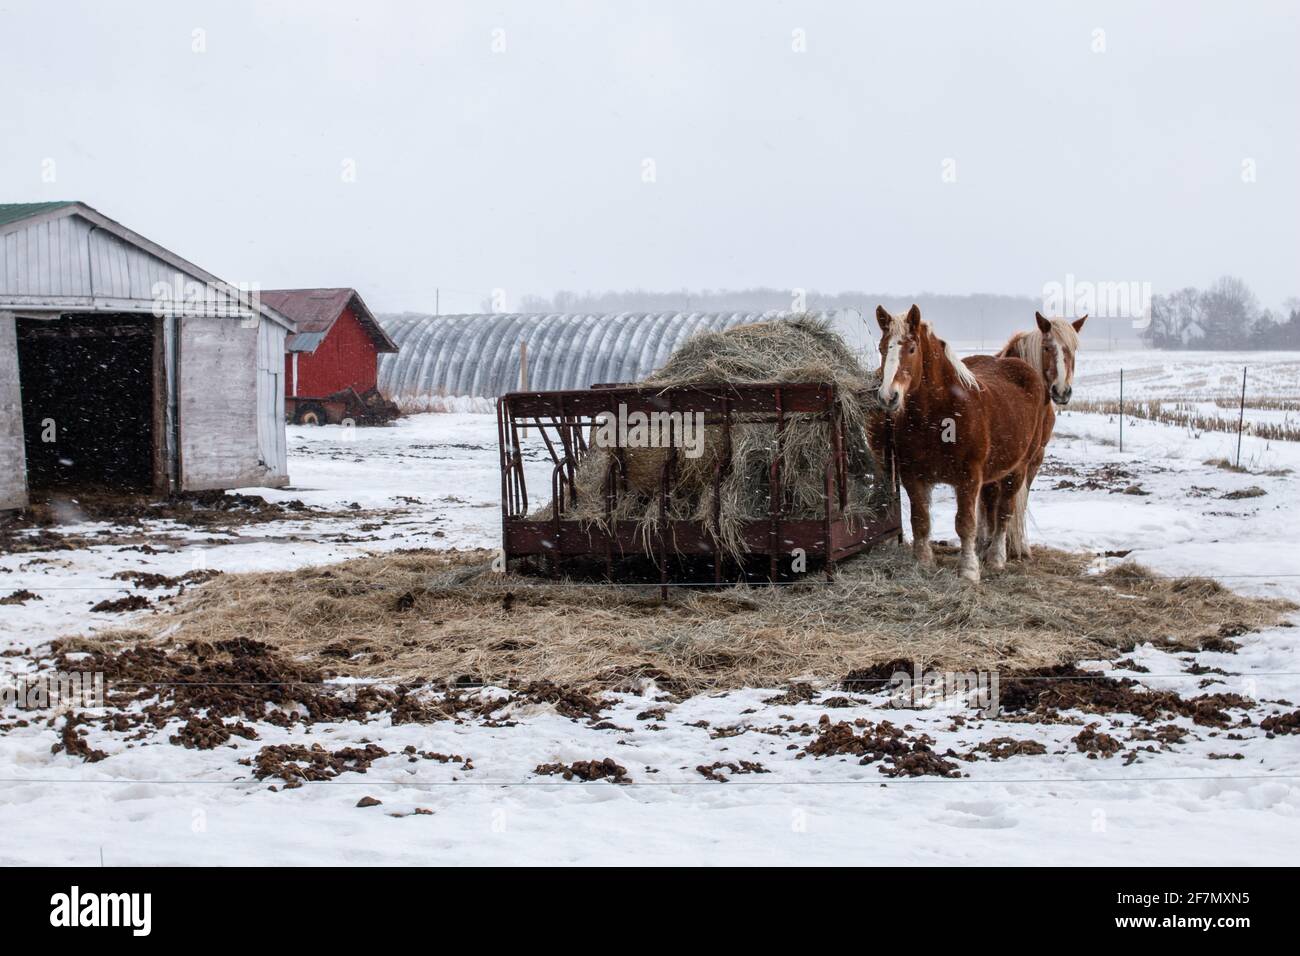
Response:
[978, 312, 1086, 558]
[873, 305, 1047, 582]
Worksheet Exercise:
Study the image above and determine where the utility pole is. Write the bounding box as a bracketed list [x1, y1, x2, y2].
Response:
[435, 288, 440, 316]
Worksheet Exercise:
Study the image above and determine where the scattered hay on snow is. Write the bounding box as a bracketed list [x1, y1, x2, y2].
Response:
[90, 545, 1296, 694]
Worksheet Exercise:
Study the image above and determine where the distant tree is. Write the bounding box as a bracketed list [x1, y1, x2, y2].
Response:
[1248, 309, 1278, 348]
[1199, 276, 1259, 348]
[1146, 287, 1203, 347]
[1264, 308, 1300, 349]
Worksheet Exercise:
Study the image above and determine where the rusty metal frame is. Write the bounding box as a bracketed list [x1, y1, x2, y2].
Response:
[497, 382, 900, 594]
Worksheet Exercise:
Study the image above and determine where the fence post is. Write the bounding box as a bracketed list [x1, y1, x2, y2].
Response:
[1236, 366, 1247, 467]
[1119, 368, 1123, 453]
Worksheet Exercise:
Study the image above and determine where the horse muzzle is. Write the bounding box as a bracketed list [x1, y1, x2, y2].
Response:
[1051, 386, 1072, 406]
[876, 390, 904, 414]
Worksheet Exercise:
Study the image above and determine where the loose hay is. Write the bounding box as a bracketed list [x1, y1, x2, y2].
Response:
[532, 317, 891, 561]
[90, 545, 1296, 694]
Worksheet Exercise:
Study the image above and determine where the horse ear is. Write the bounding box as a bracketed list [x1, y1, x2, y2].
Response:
[1035, 312, 1051, 333]
[875, 305, 891, 331]
[905, 304, 921, 331]
[1073, 315, 1088, 332]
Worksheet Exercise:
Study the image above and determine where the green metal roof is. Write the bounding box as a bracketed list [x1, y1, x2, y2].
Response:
[0, 201, 77, 227]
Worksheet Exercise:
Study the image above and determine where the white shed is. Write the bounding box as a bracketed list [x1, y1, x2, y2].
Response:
[0, 201, 295, 510]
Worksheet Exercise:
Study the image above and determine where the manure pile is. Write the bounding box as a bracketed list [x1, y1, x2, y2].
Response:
[530, 317, 892, 561]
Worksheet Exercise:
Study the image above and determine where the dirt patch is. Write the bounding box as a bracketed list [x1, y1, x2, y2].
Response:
[46, 637, 461, 733]
[973, 737, 1047, 760]
[1073, 724, 1124, 758]
[512, 681, 609, 721]
[1048, 462, 1142, 493]
[112, 569, 224, 590]
[764, 683, 818, 705]
[534, 758, 630, 783]
[90, 594, 152, 614]
[1129, 724, 1189, 747]
[244, 743, 390, 788]
[998, 664, 1254, 728]
[1261, 711, 1300, 736]
[801, 714, 961, 777]
[1221, 486, 1267, 500]
[0, 589, 40, 606]
[402, 745, 473, 769]
[51, 713, 107, 763]
[696, 760, 770, 782]
[169, 716, 259, 750]
[0, 491, 399, 555]
[80, 546, 1295, 693]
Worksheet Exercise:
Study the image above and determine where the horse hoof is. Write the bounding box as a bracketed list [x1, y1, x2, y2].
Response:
[959, 564, 980, 583]
[914, 544, 934, 565]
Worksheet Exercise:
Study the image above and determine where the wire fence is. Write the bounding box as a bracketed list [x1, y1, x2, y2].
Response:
[1068, 366, 1300, 452]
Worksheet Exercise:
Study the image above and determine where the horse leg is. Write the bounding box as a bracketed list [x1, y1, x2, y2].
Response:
[987, 473, 1021, 570]
[1006, 446, 1042, 559]
[955, 477, 981, 583]
[976, 483, 998, 553]
[903, 477, 934, 565]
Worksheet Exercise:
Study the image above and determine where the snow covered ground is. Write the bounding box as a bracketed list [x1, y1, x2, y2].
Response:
[3, 351, 1300, 866]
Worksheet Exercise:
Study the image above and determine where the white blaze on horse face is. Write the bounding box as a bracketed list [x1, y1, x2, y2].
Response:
[1054, 337, 1069, 389]
[879, 333, 904, 407]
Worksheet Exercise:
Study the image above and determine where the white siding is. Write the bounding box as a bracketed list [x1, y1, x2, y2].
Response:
[256, 320, 289, 486]
[179, 317, 265, 491]
[0, 214, 257, 316]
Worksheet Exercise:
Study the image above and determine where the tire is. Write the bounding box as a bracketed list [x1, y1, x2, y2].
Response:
[294, 402, 328, 426]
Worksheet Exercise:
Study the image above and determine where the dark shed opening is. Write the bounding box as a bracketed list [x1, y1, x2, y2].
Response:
[16, 315, 163, 494]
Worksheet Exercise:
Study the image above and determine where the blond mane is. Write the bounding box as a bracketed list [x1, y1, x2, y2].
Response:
[1000, 319, 1081, 376]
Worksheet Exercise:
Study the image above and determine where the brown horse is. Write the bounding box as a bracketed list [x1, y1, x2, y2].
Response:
[978, 312, 1086, 557]
[873, 305, 1047, 582]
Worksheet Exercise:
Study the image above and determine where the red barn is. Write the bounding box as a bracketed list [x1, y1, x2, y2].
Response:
[260, 288, 398, 424]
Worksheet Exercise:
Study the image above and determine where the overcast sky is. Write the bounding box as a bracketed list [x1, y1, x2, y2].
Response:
[3, 1, 1296, 313]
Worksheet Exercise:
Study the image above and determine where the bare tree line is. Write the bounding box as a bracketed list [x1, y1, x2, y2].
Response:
[1145, 277, 1300, 350]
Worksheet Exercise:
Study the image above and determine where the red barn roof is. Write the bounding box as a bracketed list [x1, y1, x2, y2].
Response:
[260, 288, 397, 354]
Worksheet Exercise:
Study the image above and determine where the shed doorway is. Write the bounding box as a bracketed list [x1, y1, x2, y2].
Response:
[16, 314, 165, 495]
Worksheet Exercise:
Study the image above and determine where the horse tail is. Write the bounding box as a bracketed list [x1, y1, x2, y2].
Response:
[1006, 482, 1031, 558]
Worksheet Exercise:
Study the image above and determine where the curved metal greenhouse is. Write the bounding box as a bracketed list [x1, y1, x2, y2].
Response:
[377, 310, 869, 406]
